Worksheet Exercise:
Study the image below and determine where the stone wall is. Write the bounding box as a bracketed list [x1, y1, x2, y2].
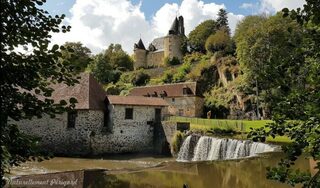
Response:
[146, 51, 164, 68]
[92, 105, 162, 154]
[164, 35, 183, 61]
[14, 105, 166, 155]
[13, 110, 103, 155]
[164, 96, 204, 117]
[133, 49, 147, 69]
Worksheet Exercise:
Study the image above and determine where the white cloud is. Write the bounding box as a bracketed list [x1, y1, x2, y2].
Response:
[152, 0, 243, 36]
[240, 3, 254, 9]
[51, 0, 244, 54]
[51, 0, 153, 54]
[260, 0, 306, 13]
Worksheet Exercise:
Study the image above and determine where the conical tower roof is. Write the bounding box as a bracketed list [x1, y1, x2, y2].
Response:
[134, 38, 146, 50]
[168, 17, 179, 35]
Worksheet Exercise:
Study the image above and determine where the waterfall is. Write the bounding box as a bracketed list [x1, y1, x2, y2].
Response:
[177, 135, 280, 162]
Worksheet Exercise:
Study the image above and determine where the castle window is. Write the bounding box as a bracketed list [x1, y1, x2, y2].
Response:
[67, 111, 77, 128]
[125, 108, 133, 120]
[172, 98, 175, 103]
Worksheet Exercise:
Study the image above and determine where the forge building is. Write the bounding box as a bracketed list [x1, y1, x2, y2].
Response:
[129, 82, 204, 118]
[133, 16, 185, 69]
[11, 73, 169, 155]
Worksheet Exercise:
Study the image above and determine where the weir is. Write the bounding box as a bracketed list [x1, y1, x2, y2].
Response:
[177, 135, 280, 162]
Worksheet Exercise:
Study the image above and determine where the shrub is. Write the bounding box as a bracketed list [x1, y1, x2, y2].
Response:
[183, 52, 205, 64]
[164, 56, 181, 66]
[118, 69, 150, 86]
[172, 62, 191, 83]
[132, 71, 150, 86]
[205, 29, 233, 54]
[161, 69, 174, 83]
[171, 131, 185, 155]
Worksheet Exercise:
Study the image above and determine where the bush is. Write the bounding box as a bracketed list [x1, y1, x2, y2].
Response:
[164, 56, 181, 66]
[172, 62, 191, 83]
[205, 29, 233, 54]
[118, 69, 150, 86]
[183, 52, 205, 64]
[161, 69, 174, 83]
[171, 131, 185, 155]
[132, 71, 150, 86]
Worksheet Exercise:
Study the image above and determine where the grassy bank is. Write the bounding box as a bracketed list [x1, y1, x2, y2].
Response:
[167, 116, 291, 143]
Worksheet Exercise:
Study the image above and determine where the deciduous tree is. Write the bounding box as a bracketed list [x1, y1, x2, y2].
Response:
[0, 0, 78, 186]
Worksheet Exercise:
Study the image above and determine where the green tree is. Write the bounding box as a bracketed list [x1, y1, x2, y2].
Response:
[248, 1, 320, 187]
[205, 29, 233, 54]
[188, 20, 217, 53]
[119, 70, 150, 86]
[234, 14, 303, 118]
[89, 44, 133, 84]
[216, 8, 230, 34]
[89, 53, 121, 84]
[105, 44, 133, 71]
[1, 0, 78, 185]
[59, 42, 92, 73]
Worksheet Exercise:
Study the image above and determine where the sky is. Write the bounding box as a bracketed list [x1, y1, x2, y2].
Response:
[42, 0, 306, 54]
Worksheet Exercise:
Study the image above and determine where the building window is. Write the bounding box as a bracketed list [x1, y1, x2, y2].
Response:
[67, 111, 77, 128]
[125, 108, 133, 120]
[172, 98, 175, 102]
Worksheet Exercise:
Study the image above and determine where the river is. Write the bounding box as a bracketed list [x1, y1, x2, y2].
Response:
[8, 152, 311, 188]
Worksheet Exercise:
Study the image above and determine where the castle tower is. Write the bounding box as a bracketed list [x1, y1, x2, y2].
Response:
[133, 38, 147, 69]
[164, 16, 185, 61]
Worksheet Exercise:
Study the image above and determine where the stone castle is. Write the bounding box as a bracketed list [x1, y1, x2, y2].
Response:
[133, 16, 185, 69]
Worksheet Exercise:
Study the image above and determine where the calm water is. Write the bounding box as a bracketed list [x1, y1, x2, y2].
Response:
[9, 153, 311, 188]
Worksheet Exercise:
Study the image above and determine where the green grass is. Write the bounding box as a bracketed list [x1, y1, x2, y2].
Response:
[169, 116, 271, 132]
[168, 116, 291, 143]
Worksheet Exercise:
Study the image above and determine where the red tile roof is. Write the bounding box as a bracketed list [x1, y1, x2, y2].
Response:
[129, 82, 200, 97]
[107, 95, 169, 106]
[50, 73, 107, 110]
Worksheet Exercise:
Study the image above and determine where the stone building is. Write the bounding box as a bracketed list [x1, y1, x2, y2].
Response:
[133, 16, 185, 69]
[129, 82, 204, 117]
[13, 73, 169, 155]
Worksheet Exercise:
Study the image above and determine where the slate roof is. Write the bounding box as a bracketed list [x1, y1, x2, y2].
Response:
[50, 73, 107, 110]
[150, 37, 165, 51]
[129, 82, 201, 98]
[134, 38, 146, 50]
[169, 17, 179, 35]
[107, 95, 169, 106]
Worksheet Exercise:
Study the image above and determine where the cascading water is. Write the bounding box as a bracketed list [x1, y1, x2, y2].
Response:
[177, 135, 280, 162]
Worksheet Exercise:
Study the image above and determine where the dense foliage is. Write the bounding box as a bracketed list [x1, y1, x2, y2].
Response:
[89, 44, 133, 84]
[234, 14, 304, 119]
[164, 56, 181, 66]
[1, 0, 79, 186]
[246, 1, 320, 187]
[59, 42, 92, 73]
[216, 8, 230, 34]
[188, 20, 217, 53]
[205, 29, 233, 54]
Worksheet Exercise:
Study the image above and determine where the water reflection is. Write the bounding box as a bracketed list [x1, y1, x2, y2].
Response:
[104, 153, 309, 188]
[9, 153, 310, 188]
